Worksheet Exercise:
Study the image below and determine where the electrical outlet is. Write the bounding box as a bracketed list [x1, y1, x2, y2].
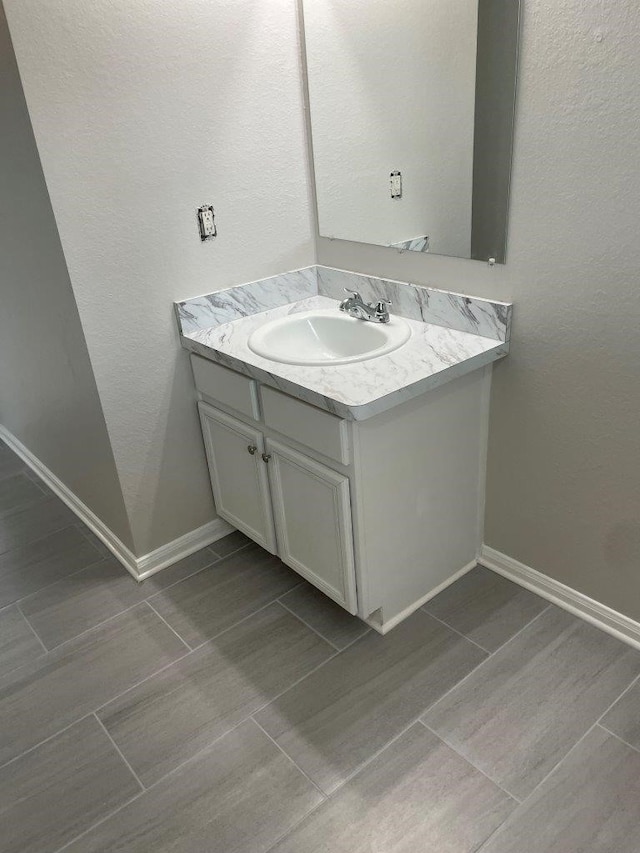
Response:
[390, 171, 402, 199]
[197, 205, 217, 241]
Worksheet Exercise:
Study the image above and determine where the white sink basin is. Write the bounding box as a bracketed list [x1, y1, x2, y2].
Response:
[247, 309, 411, 366]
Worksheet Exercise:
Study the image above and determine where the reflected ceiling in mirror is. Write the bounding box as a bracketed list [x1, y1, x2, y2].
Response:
[302, 0, 520, 263]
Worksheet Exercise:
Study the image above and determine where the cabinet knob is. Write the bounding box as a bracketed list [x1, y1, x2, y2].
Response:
[261, 453, 271, 464]
[247, 445, 257, 455]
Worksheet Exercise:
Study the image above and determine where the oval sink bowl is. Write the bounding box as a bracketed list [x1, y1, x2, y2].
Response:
[247, 309, 411, 366]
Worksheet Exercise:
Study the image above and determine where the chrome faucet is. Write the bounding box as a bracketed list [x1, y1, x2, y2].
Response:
[339, 289, 392, 323]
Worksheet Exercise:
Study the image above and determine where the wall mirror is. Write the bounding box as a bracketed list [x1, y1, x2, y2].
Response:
[301, 0, 520, 263]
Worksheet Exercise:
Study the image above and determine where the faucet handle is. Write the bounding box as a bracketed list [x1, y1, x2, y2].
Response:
[343, 288, 362, 301]
[374, 298, 392, 323]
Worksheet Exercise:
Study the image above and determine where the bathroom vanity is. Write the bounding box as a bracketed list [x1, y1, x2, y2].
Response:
[176, 266, 511, 633]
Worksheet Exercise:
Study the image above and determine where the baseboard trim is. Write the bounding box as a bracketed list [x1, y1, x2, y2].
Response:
[134, 518, 233, 580]
[479, 545, 640, 652]
[0, 425, 233, 581]
[366, 559, 477, 635]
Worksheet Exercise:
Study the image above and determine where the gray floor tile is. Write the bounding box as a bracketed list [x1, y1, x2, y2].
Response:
[64, 719, 324, 853]
[424, 606, 640, 799]
[273, 723, 515, 853]
[479, 726, 640, 853]
[0, 525, 103, 607]
[148, 543, 301, 647]
[600, 677, 640, 749]
[139, 546, 220, 592]
[0, 472, 45, 519]
[0, 715, 140, 853]
[0, 446, 25, 481]
[209, 529, 252, 557]
[99, 602, 333, 785]
[279, 581, 369, 650]
[20, 556, 148, 650]
[255, 609, 487, 794]
[423, 565, 548, 651]
[0, 603, 187, 766]
[74, 524, 112, 557]
[20, 548, 218, 650]
[0, 495, 77, 555]
[0, 605, 44, 676]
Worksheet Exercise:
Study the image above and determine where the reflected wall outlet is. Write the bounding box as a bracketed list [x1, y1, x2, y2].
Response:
[197, 205, 217, 241]
[390, 171, 402, 199]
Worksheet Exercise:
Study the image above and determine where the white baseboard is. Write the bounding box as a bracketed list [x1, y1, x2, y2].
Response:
[0, 425, 233, 581]
[134, 518, 233, 580]
[366, 559, 477, 635]
[480, 544, 640, 652]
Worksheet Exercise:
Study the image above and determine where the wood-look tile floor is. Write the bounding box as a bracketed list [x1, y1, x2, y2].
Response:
[1, 439, 640, 852]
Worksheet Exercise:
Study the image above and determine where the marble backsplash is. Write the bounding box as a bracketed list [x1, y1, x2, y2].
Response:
[175, 267, 317, 336]
[176, 265, 512, 343]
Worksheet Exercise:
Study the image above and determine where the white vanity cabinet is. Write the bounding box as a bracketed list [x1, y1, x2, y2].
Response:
[192, 352, 491, 633]
[199, 401, 357, 612]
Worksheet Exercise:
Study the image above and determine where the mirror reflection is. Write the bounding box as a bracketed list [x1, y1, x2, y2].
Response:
[302, 0, 520, 262]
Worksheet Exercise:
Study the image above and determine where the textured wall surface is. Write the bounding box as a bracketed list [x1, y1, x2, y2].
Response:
[0, 3, 133, 549]
[304, 0, 477, 256]
[4, 0, 640, 620]
[318, 0, 640, 619]
[4, 0, 315, 554]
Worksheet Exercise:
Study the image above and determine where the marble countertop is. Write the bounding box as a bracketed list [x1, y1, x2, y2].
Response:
[178, 294, 509, 420]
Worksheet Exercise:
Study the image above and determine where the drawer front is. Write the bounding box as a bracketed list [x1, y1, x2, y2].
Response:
[261, 387, 349, 464]
[190, 354, 258, 419]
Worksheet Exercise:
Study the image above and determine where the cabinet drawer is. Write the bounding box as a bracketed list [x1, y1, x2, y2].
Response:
[191, 354, 259, 419]
[261, 387, 349, 464]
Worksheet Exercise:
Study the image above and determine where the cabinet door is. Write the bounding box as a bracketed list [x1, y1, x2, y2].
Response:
[266, 439, 357, 613]
[198, 402, 276, 553]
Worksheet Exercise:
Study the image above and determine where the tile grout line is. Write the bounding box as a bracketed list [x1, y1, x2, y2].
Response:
[419, 719, 521, 803]
[420, 608, 491, 654]
[308, 712, 458, 800]
[486, 603, 554, 654]
[251, 715, 328, 799]
[93, 713, 147, 792]
[144, 600, 193, 650]
[185, 592, 306, 653]
[207, 541, 253, 561]
[15, 601, 49, 654]
[52, 789, 148, 853]
[422, 608, 640, 811]
[511, 720, 603, 807]
[498, 671, 640, 811]
[0, 711, 96, 775]
[2, 539, 107, 611]
[25, 599, 164, 655]
[248, 624, 377, 727]
[14, 549, 230, 655]
[52, 717, 255, 853]
[0, 513, 79, 559]
[249, 645, 342, 719]
[597, 723, 640, 756]
[263, 799, 331, 853]
[0, 645, 195, 775]
[276, 597, 344, 651]
[595, 671, 640, 725]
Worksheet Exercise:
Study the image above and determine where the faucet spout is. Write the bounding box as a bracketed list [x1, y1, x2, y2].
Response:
[339, 289, 391, 323]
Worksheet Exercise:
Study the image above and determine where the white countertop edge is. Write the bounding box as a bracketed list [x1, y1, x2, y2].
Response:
[180, 326, 508, 421]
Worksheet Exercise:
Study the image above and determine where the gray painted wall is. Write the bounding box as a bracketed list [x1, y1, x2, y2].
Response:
[4, 0, 315, 556]
[0, 2, 133, 550]
[3, 0, 640, 625]
[318, 0, 640, 620]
